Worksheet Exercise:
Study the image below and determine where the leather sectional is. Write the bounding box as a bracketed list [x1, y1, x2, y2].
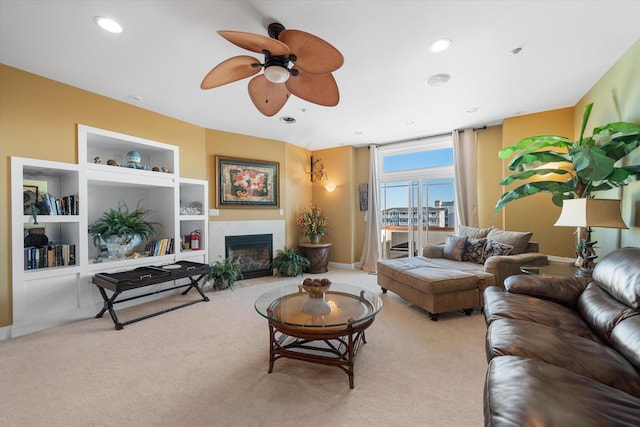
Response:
[483, 246, 640, 426]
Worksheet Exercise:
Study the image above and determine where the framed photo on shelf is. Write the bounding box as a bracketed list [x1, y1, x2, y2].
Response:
[23, 185, 38, 213]
[216, 156, 279, 208]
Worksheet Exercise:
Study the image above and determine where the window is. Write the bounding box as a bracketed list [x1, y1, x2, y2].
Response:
[378, 135, 455, 259]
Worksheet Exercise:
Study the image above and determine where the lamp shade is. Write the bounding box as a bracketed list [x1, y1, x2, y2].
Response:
[554, 198, 628, 229]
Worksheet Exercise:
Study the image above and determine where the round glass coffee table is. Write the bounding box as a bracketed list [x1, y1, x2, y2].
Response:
[255, 283, 382, 389]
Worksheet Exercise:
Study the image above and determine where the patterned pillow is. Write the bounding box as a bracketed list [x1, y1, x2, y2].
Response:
[481, 239, 514, 263]
[463, 238, 487, 263]
[443, 235, 468, 261]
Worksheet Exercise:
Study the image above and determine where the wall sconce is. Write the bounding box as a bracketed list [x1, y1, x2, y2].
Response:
[324, 183, 337, 192]
[310, 157, 328, 182]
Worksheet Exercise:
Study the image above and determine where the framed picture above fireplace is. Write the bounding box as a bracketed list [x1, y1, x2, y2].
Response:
[216, 156, 279, 208]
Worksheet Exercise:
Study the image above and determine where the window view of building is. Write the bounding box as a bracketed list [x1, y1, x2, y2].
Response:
[377, 136, 455, 259]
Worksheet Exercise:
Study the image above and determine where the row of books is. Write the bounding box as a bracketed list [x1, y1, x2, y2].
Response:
[24, 244, 76, 270]
[145, 238, 175, 256]
[40, 193, 78, 215]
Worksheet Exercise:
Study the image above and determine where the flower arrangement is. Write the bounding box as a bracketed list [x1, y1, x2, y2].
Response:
[297, 203, 328, 243]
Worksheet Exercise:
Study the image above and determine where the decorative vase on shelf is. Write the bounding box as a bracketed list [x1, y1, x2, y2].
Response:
[309, 234, 321, 244]
[104, 235, 142, 259]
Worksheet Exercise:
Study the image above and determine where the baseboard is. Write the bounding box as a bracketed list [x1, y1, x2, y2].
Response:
[328, 262, 357, 270]
[0, 325, 12, 341]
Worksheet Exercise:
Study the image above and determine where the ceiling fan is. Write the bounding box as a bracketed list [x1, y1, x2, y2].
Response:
[201, 23, 343, 116]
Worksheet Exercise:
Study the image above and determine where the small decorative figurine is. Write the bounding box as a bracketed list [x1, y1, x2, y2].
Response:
[125, 151, 145, 169]
[93, 156, 102, 164]
[161, 165, 170, 173]
[152, 166, 160, 172]
[107, 159, 117, 166]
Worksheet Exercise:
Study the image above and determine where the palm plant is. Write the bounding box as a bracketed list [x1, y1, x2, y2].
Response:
[495, 103, 640, 213]
[271, 247, 310, 277]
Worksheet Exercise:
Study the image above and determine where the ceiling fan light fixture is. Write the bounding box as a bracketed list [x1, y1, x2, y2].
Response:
[264, 66, 290, 83]
[94, 16, 123, 33]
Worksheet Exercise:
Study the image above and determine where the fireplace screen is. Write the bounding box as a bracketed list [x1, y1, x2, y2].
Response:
[225, 234, 273, 279]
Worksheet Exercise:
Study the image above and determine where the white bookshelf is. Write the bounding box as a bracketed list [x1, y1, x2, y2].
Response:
[10, 125, 209, 337]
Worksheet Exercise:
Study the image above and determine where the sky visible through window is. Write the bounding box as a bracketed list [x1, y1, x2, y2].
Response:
[382, 148, 454, 208]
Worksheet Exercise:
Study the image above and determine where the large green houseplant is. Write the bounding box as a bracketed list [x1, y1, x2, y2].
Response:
[495, 103, 640, 212]
[88, 201, 157, 258]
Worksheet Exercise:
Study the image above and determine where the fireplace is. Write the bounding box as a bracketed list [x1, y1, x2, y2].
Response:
[225, 234, 273, 279]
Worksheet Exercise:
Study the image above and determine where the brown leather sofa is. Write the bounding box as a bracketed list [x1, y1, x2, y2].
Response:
[482, 247, 640, 426]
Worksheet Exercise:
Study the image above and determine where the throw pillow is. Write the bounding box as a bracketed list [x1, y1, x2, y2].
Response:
[482, 239, 514, 263]
[486, 228, 533, 255]
[463, 238, 487, 263]
[457, 225, 493, 239]
[443, 235, 468, 261]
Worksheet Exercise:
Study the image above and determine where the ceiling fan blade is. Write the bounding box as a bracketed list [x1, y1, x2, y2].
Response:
[248, 75, 290, 116]
[285, 68, 339, 106]
[201, 55, 261, 89]
[218, 30, 289, 56]
[279, 29, 344, 74]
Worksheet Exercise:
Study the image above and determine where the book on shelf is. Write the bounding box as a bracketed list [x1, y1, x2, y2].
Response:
[39, 193, 79, 215]
[145, 238, 174, 256]
[24, 243, 76, 270]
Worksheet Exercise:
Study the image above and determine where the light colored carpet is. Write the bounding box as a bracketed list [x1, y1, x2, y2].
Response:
[0, 269, 487, 427]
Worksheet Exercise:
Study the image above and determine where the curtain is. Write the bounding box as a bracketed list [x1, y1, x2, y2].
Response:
[359, 145, 381, 272]
[453, 128, 478, 228]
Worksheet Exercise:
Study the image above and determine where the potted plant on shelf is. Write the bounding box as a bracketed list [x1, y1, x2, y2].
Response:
[205, 257, 243, 290]
[296, 202, 329, 243]
[88, 201, 157, 259]
[271, 247, 310, 277]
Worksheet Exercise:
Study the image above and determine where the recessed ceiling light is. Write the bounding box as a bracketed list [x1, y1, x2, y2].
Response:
[355, 130, 364, 135]
[405, 120, 415, 125]
[467, 107, 480, 113]
[510, 47, 523, 56]
[425, 73, 451, 87]
[95, 16, 123, 33]
[279, 116, 296, 124]
[429, 38, 452, 53]
[128, 94, 143, 101]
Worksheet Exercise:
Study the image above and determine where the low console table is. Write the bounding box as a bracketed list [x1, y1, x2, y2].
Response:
[92, 260, 211, 330]
[298, 242, 332, 273]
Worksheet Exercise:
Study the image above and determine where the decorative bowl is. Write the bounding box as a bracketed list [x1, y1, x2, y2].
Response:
[302, 278, 331, 297]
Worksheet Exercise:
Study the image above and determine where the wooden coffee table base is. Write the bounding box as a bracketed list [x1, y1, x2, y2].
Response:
[267, 318, 375, 389]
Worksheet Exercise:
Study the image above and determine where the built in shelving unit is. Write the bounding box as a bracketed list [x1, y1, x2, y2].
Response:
[10, 124, 208, 337]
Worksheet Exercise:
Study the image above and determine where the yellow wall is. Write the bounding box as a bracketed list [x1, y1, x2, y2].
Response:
[574, 39, 640, 254]
[0, 64, 208, 328]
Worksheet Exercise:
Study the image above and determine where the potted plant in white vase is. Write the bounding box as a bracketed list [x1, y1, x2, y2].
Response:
[88, 201, 157, 259]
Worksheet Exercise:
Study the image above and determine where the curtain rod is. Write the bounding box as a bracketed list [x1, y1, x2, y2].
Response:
[369, 125, 488, 148]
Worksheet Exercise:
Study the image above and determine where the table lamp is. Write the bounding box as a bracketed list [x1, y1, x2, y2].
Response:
[554, 198, 628, 274]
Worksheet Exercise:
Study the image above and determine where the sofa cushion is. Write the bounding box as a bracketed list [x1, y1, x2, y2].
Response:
[462, 237, 486, 263]
[484, 356, 640, 427]
[482, 240, 513, 262]
[611, 315, 640, 373]
[457, 225, 492, 238]
[443, 235, 467, 261]
[487, 318, 640, 397]
[578, 282, 640, 343]
[504, 274, 589, 308]
[486, 228, 533, 255]
[483, 286, 602, 343]
[592, 247, 640, 310]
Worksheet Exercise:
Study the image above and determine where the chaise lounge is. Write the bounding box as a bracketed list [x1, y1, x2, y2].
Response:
[377, 226, 547, 320]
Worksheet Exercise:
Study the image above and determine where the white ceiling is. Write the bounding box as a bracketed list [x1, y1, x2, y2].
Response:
[1, 0, 638, 151]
